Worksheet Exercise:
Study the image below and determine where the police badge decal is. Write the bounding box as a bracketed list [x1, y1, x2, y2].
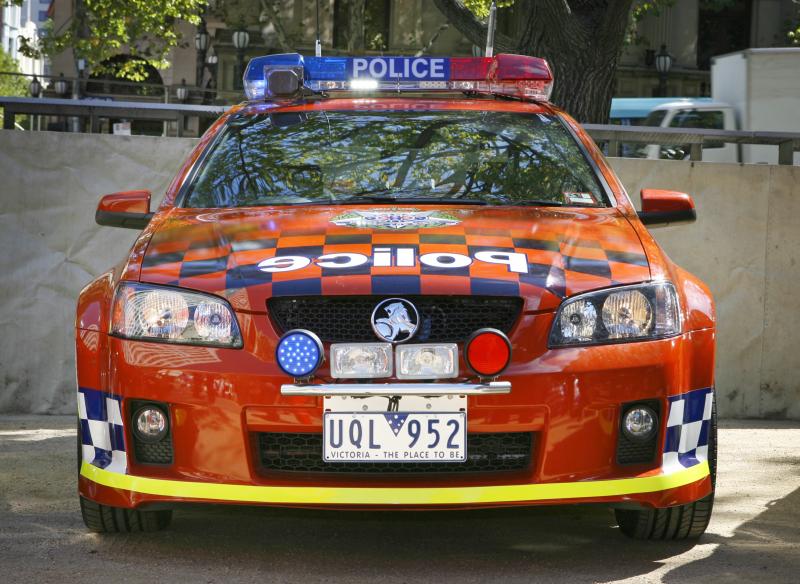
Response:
[330, 208, 460, 230]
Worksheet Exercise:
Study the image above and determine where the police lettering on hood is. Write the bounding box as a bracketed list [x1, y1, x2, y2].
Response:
[257, 248, 529, 274]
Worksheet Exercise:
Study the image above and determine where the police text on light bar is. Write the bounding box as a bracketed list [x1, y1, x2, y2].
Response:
[243, 53, 553, 102]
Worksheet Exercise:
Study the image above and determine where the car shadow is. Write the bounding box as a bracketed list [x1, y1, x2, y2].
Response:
[88, 502, 698, 583]
[663, 486, 800, 583]
[3, 416, 798, 583]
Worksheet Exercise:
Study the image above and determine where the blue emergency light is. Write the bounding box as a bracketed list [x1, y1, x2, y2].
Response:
[243, 53, 553, 102]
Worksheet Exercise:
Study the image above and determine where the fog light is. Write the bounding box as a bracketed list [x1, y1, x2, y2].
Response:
[330, 343, 392, 379]
[396, 343, 458, 379]
[276, 329, 324, 379]
[465, 328, 512, 378]
[133, 406, 168, 443]
[622, 406, 657, 441]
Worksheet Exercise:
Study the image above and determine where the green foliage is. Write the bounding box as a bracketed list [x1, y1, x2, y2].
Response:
[212, 0, 260, 29]
[461, 0, 516, 19]
[14, 0, 207, 81]
[627, 0, 674, 45]
[0, 47, 29, 129]
[367, 33, 388, 52]
[789, 1, 800, 45]
[0, 47, 29, 97]
[459, 0, 677, 46]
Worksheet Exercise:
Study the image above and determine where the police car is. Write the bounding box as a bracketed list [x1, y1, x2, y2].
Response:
[77, 52, 716, 540]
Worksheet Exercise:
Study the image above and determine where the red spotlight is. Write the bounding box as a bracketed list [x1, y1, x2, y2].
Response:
[465, 328, 512, 378]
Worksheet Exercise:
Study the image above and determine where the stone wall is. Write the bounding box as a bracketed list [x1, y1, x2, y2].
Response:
[0, 130, 797, 418]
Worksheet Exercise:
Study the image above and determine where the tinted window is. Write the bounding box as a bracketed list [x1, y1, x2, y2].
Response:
[669, 109, 724, 130]
[643, 109, 668, 127]
[669, 109, 726, 149]
[183, 110, 608, 208]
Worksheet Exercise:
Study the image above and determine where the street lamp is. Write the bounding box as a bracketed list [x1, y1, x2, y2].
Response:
[195, 19, 210, 87]
[654, 44, 673, 97]
[206, 49, 219, 69]
[29, 76, 42, 98]
[232, 28, 250, 90]
[176, 79, 189, 103]
[205, 49, 219, 103]
[54, 73, 69, 97]
[74, 58, 86, 99]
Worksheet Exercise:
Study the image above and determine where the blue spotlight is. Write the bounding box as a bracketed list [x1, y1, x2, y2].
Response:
[276, 329, 324, 379]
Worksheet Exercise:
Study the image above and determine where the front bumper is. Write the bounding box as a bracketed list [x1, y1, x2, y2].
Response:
[80, 459, 710, 509]
[76, 321, 715, 511]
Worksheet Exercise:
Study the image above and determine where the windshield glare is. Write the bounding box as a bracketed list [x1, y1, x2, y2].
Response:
[183, 110, 608, 208]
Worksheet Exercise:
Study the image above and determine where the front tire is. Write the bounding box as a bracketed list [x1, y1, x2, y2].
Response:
[80, 496, 172, 533]
[615, 392, 717, 540]
[77, 418, 172, 533]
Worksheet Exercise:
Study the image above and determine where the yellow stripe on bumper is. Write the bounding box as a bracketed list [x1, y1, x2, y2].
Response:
[80, 461, 709, 506]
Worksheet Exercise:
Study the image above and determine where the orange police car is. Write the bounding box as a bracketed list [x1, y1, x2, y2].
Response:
[76, 53, 716, 540]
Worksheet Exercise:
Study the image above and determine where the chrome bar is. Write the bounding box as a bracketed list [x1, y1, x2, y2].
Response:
[280, 381, 511, 396]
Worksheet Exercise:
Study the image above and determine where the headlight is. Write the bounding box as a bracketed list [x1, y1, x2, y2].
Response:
[111, 283, 243, 347]
[549, 282, 680, 347]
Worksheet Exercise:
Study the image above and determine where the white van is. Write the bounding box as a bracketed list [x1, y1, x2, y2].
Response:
[611, 49, 800, 164]
[636, 100, 737, 163]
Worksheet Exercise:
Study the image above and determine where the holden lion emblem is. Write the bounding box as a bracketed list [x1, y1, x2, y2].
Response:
[371, 298, 419, 343]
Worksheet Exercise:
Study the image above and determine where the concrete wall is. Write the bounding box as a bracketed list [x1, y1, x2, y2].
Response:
[613, 158, 800, 419]
[0, 130, 798, 418]
[0, 131, 196, 414]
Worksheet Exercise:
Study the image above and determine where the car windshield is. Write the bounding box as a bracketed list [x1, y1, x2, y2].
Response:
[182, 109, 608, 208]
[642, 109, 668, 127]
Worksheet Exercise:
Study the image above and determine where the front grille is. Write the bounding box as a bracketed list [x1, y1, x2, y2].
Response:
[133, 439, 173, 465]
[257, 432, 533, 474]
[616, 436, 657, 465]
[268, 295, 523, 343]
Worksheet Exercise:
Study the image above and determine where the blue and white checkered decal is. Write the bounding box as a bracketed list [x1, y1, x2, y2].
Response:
[77, 387, 127, 475]
[663, 387, 713, 473]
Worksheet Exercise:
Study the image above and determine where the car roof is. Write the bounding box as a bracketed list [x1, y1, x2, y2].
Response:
[650, 99, 732, 112]
[610, 97, 715, 119]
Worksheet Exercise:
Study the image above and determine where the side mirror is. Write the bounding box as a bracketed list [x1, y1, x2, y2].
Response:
[637, 189, 696, 227]
[96, 190, 153, 229]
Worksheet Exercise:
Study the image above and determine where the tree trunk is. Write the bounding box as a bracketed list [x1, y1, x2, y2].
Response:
[433, 0, 634, 124]
[259, 0, 293, 52]
[346, 0, 366, 52]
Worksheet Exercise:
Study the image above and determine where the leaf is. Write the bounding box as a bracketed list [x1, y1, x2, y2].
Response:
[13, 0, 207, 81]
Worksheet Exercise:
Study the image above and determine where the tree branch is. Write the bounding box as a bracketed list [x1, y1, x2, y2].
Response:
[600, 0, 636, 49]
[415, 24, 450, 56]
[346, 0, 366, 52]
[432, 0, 515, 52]
[259, 0, 293, 52]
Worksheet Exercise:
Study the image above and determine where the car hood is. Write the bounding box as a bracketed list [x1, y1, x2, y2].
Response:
[138, 205, 650, 312]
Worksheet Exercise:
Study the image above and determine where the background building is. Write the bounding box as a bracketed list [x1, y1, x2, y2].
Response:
[44, 0, 800, 103]
[1, 0, 50, 78]
[4, 0, 795, 137]
[617, 0, 800, 97]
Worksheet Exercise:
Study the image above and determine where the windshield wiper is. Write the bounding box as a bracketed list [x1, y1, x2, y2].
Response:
[506, 200, 567, 207]
[334, 195, 488, 205]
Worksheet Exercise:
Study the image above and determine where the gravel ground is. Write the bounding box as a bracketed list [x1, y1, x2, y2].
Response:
[0, 415, 797, 584]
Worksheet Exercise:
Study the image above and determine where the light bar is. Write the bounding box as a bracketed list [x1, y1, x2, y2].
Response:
[243, 53, 553, 102]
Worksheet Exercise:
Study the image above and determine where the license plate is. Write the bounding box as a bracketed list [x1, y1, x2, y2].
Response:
[323, 396, 466, 463]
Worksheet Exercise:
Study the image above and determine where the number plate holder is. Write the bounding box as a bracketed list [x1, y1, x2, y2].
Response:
[323, 395, 467, 463]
